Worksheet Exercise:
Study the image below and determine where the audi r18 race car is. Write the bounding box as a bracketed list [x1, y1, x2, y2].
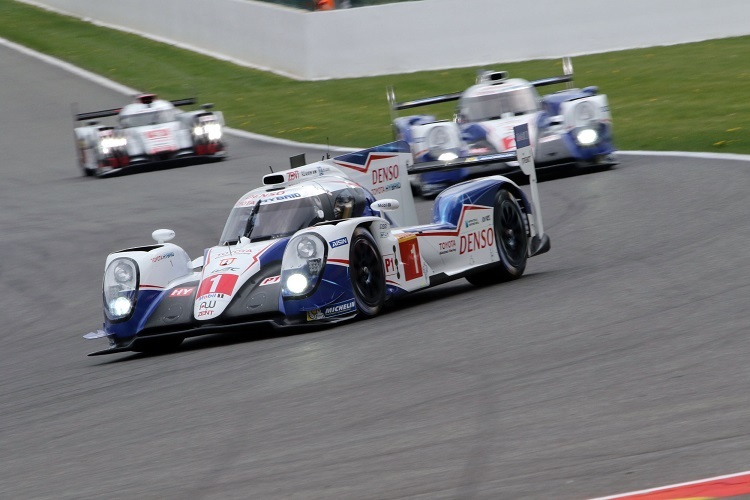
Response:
[389, 58, 616, 196]
[73, 94, 226, 177]
[84, 138, 550, 356]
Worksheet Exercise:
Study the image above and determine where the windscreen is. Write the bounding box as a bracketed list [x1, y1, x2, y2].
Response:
[219, 196, 326, 245]
[460, 88, 539, 122]
[119, 109, 178, 128]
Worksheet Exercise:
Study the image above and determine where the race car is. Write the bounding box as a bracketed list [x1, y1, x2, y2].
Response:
[84, 139, 550, 356]
[388, 58, 617, 196]
[73, 94, 226, 177]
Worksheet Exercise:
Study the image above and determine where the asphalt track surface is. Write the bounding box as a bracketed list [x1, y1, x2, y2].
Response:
[2, 43, 750, 500]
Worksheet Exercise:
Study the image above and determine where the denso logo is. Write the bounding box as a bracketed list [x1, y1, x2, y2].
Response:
[460, 228, 495, 254]
[324, 299, 356, 316]
[372, 164, 399, 185]
[329, 237, 348, 248]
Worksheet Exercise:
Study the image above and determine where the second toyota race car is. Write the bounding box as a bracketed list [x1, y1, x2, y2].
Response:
[73, 94, 226, 177]
[389, 58, 617, 196]
[85, 138, 549, 356]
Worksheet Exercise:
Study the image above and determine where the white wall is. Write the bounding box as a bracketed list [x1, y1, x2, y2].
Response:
[23, 0, 750, 80]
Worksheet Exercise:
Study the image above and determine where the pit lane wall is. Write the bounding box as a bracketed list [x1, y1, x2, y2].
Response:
[23, 0, 750, 81]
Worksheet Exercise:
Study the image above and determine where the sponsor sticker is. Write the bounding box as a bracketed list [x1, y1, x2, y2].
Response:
[306, 309, 324, 321]
[169, 287, 195, 297]
[197, 273, 238, 298]
[459, 228, 494, 254]
[329, 237, 348, 249]
[397, 234, 423, 281]
[260, 275, 280, 286]
[151, 252, 175, 263]
[323, 299, 356, 317]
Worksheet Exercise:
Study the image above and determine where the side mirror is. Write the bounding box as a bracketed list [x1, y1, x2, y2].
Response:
[152, 228, 175, 243]
[549, 115, 564, 126]
[201, 103, 214, 110]
[191, 256, 205, 270]
[371, 199, 400, 212]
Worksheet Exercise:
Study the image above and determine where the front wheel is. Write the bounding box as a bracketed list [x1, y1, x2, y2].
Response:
[349, 228, 386, 317]
[466, 189, 528, 286]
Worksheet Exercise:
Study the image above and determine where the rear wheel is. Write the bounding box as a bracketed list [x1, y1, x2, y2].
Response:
[466, 189, 528, 286]
[349, 228, 386, 317]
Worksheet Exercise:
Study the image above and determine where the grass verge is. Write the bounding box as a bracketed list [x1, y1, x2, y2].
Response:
[2, 0, 750, 153]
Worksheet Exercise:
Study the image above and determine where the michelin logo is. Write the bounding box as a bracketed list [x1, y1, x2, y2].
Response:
[324, 299, 356, 317]
[329, 237, 348, 249]
[306, 299, 357, 321]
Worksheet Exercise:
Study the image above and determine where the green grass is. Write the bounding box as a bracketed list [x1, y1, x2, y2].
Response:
[2, 0, 750, 153]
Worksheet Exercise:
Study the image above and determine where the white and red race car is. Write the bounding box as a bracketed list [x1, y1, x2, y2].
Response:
[73, 94, 226, 177]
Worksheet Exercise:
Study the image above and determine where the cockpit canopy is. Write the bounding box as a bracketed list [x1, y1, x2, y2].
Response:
[219, 184, 372, 245]
[119, 108, 178, 128]
[459, 83, 540, 122]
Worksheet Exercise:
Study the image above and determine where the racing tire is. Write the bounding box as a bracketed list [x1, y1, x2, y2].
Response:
[349, 228, 386, 317]
[466, 189, 528, 286]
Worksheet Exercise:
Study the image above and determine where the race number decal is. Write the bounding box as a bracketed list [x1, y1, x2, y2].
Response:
[397, 234, 423, 281]
[197, 273, 238, 298]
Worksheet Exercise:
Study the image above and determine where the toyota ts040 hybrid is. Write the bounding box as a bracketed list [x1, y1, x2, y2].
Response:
[74, 94, 226, 177]
[389, 58, 617, 196]
[84, 139, 550, 356]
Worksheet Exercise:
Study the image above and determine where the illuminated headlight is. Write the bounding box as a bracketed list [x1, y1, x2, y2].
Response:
[103, 257, 139, 321]
[576, 128, 599, 146]
[438, 152, 458, 162]
[194, 121, 222, 141]
[109, 296, 133, 317]
[281, 233, 327, 297]
[100, 136, 126, 150]
[205, 122, 222, 141]
[285, 273, 309, 294]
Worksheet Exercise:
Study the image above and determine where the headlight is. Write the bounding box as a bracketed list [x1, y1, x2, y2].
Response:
[575, 128, 599, 146]
[103, 257, 139, 321]
[99, 136, 126, 150]
[574, 101, 597, 127]
[285, 273, 309, 294]
[114, 261, 135, 283]
[194, 120, 222, 141]
[297, 237, 317, 258]
[281, 233, 327, 297]
[427, 126, 460, 159]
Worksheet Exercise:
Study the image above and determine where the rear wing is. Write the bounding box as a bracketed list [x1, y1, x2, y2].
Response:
[530, 56, 574, 89]
[387, 87, 462, 112]
[73, 97, 198, 122]
[387, 57, 575, 117]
